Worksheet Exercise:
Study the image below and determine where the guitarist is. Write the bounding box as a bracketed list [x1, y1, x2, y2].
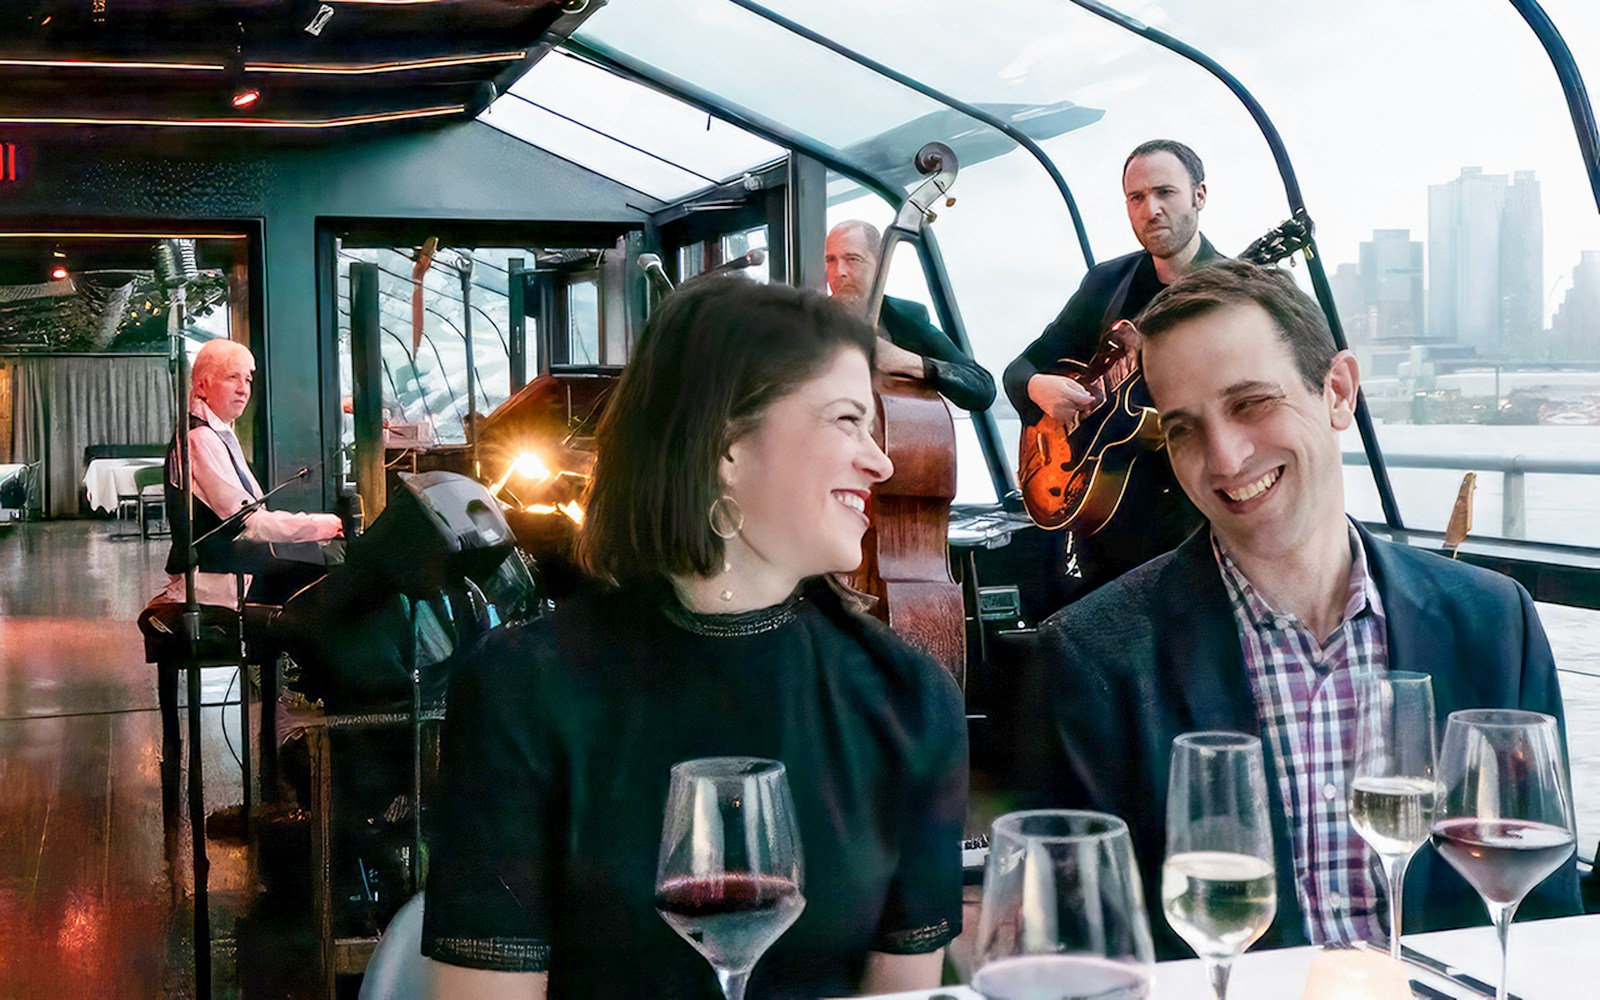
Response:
[1004, 139, 1214, 595]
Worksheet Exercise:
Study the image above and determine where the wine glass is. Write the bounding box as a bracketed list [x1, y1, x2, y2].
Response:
[971, 810, 1154, 1000]
[654, 757, 805, 1000]
[1430, 710, 1576, 1000]
[1162, 732, 1277, 1000]
[1349, 671, 1438, 959]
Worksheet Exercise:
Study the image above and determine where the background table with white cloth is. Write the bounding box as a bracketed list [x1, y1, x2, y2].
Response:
[82, 457, 164, 514]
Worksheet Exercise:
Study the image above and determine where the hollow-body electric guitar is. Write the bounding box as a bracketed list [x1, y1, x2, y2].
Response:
[1017, 212, 1313, 532]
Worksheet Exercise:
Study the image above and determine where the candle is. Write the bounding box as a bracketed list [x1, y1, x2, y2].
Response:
[1301, 947, 1410, 1000]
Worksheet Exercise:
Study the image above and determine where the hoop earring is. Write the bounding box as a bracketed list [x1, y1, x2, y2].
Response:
[708, 494, 744, 540]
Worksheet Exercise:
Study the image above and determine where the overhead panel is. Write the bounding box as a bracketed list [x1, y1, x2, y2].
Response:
[480, 48, 784, 202]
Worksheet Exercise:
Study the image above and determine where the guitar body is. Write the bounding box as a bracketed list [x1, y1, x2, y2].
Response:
[1018, 359, 1165, 534]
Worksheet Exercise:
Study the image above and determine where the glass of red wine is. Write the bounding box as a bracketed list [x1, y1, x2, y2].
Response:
[972, 810, 1154, 1000]
[1430, 710, 1576, 1000]
[654, 757, 805, 1000]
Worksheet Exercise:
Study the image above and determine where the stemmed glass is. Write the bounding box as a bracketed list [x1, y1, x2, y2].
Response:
[1349, 671, 1438, 959]
[1162, 732, 1277, 1000]
[1430, 710, 1576, 1000]
[972, 810, 1154, 1000]
[654, 757, 806, 1000]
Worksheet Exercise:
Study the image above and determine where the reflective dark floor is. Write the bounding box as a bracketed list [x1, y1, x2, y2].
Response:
[0, 519, 249, 999]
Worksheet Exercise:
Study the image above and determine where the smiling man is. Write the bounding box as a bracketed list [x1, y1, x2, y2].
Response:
[1016, 260, 1579, 958]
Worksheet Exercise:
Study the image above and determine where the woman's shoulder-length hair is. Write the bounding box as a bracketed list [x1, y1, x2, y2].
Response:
[578, 277, 876, 587]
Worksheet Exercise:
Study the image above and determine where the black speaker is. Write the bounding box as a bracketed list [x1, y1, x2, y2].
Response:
[349, 471, 514, 599]
[270, 471, 515, 711]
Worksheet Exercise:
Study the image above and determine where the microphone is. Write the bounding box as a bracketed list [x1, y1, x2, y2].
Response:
[637, 252, 674, 297]
[702, 247, 766, 278]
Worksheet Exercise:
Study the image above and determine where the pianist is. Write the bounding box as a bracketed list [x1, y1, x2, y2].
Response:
[147, 338, 342, 610]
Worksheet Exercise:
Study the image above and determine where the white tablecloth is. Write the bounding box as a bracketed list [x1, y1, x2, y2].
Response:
[864, 913, 1600, 999]
[82, 458, 163, 513]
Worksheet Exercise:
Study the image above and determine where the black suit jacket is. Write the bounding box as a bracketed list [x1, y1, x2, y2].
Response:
[1002, 241, 1219, 589]
[1017, 523, 1581, 958]
[879, 296, 996, 413]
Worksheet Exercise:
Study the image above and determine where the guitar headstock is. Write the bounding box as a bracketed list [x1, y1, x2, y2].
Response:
[1240, 208, 1314, 266]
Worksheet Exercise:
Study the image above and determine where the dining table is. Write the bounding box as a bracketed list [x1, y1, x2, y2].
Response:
[860, 913, 1599, 999]
[81, 457, 164, 514]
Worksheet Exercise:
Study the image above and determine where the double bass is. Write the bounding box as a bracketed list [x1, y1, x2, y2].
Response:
[845, 142, 967, 685]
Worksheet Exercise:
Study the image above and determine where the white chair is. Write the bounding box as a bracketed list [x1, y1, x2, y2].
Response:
[359, 891, 434, 1000]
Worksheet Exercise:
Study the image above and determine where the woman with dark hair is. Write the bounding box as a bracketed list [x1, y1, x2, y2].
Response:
[423, 279, 967, 999]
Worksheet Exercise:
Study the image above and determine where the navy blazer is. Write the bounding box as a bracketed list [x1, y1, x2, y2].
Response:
[1017, 523, 1581, 959]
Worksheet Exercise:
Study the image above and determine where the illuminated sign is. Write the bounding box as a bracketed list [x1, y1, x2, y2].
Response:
[0, 142, 19, 183]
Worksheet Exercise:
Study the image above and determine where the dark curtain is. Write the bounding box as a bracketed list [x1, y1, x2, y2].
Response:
[11, 354, 175, 518]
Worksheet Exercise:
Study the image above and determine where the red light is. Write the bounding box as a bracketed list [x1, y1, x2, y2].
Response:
[231, 89, 260, 109]
[50, 265, 69, 281]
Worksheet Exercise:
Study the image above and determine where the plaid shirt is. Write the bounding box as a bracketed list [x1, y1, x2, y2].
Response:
[1213, 523, 1387, 946]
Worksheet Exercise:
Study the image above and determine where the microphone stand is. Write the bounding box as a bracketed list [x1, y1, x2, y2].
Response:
[170, 268, 212, 1000]
[191, 467, 312, 549]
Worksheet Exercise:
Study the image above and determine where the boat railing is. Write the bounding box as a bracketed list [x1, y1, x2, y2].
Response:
[1344, 450, 1600, 540]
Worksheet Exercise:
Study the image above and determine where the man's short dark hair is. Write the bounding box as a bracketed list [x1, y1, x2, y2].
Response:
[578, 278, 877, 585]
[1135, 259, 1337, 392]
[1124, 139, 1205, 188]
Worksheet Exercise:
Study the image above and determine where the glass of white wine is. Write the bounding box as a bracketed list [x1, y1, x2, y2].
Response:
[1162, 731, 1276, 1000]
[1349, 671, 1437, 959]
[972, 810, 1155, 1000]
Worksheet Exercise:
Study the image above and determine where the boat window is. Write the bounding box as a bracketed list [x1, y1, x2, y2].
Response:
[566, 276, 602, 365]
[718, 1, 1304, 501]
[334, 245, 529, 455]
[1084, 0, 1600, 550]
[480, 48, 783, 201]
[658, 0, 1600, 549]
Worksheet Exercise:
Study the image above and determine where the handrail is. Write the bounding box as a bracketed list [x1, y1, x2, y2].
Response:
[1343, 450, 1600, 477]
[1343, 449, 1600, 540]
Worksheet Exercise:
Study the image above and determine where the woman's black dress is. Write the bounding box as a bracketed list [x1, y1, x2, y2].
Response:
[422, 579, 967, 999]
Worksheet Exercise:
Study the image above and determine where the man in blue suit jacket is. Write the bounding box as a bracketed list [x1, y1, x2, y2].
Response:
[1019, 260, 1581, 959]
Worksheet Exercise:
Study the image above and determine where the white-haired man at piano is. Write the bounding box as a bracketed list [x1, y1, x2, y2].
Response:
[147, 338, 342, 610]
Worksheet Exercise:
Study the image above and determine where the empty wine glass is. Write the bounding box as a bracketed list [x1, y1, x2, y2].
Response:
[1350, 671, 1438, 958]
[1430, 710, 1576, 1000]
[1163, 732, 1277, 1000]
[654, 757, 805, 1000]
[972, 810, 1154, 1000]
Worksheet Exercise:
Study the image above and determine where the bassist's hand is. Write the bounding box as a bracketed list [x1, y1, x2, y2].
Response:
[1027, 372, 1102, 423]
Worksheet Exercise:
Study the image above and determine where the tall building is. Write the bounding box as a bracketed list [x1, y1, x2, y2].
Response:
[1359, 229, 1424, 342]
[1550, 251, 1600, 360]
[1330, 262, 1365, 342]
[1427, 166, 1543, 356]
